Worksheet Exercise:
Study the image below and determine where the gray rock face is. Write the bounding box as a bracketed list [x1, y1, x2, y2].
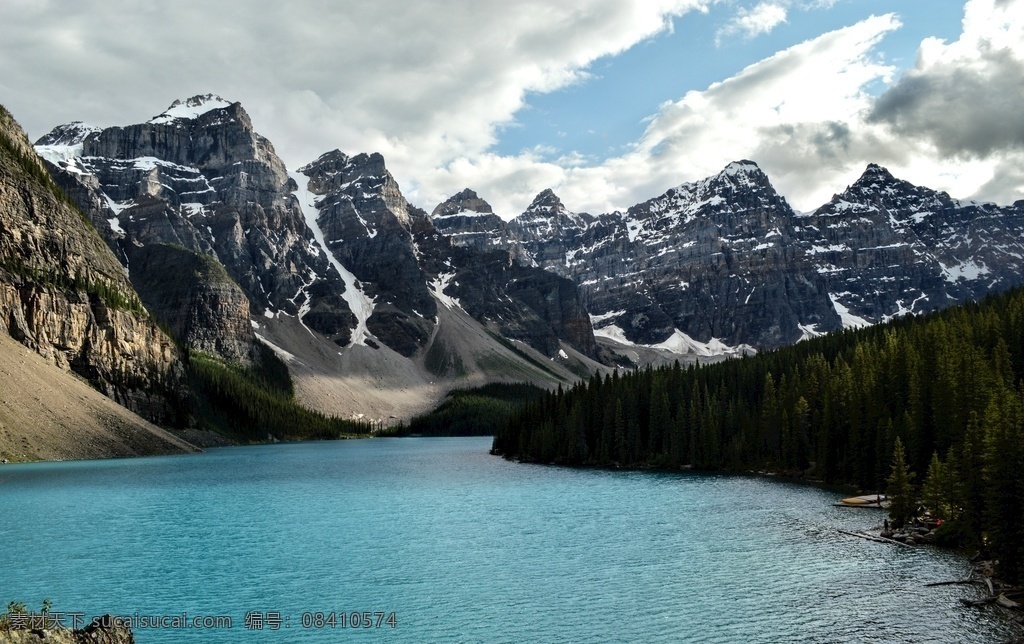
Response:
[435, 161, 1024, 352]
[127, 243, 256, 363]
[39, 100, 601, 365]
[37, 95, 354, 357]
[298, 150, 436, 356]
[430, 189, 511, 252]
[414, 228, 599, 359]
[502, 162, 840, 349]
[797, 163, 1024, 323]
[1, 105, 184, 423]
[508, 189, 594, 278]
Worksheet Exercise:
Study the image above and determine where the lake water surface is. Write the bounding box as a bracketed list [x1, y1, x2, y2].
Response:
[1, 437, 1020, 642]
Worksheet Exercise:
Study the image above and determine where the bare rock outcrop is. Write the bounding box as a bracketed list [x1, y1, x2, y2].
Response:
[1, 104, 184, 423]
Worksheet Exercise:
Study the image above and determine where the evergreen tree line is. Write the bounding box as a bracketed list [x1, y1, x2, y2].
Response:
[493, 287, 1024, 582]
[187, 344, 373, 441]
[390, 383, 546, 436]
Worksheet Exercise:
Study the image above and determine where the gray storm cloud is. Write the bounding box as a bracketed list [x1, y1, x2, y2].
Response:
[869, 47, 1024, 159]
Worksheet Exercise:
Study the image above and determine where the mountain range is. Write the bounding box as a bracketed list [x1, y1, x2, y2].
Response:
[5, 93, 1024, 440]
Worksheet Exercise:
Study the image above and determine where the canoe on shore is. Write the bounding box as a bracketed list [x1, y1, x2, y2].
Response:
[835, 494, 888, 508]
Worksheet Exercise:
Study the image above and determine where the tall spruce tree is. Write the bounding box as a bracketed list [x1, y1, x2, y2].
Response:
[887, 437, 917, 528]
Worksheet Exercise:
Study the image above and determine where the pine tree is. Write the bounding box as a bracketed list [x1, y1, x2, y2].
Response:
[983, 389, 1024, 583]
[887, 437, 917, 528]
[921, 451, 948, 520]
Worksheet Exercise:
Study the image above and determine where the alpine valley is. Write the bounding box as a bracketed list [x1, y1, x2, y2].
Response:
[4, 94, 1024, 455]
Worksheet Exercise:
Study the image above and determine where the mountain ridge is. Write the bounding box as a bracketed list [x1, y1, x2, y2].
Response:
[35, 96, 604, 424]
[437, 159, 1024, 353]
[29, 94, 1024, 423]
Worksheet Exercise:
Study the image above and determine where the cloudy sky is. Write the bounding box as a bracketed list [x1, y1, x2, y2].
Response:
[2, 0, 1022, 217]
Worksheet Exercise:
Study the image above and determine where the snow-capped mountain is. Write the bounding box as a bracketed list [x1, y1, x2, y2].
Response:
[798, 163, 1024, 324]
[436, 161, 1024, 353]
[33, 94, 1024, 421]
[36, 96, 601, 421]
[481, 161, 840, 351]
[430, 188, 510, 252]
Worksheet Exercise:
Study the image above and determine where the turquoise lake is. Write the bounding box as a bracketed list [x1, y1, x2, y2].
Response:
[0, 437, 1020, 642]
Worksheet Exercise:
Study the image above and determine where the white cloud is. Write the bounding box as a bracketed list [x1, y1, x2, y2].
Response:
[446, 1, 1024, 217]
[477, 13, 904, 215]
[2, 0, 1022, 220]
[0, 0, 708, 212]
[716, 2, 789, 44]
[870, 0, 1024, 159]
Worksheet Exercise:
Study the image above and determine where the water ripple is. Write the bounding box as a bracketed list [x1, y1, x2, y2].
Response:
[0, 438, 1020, 643]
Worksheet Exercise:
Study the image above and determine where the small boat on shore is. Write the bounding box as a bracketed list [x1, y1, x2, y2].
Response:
[835, 494, 888, 508]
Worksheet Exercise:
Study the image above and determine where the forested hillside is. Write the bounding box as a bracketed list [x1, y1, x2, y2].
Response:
[493, 287, 1024, 581]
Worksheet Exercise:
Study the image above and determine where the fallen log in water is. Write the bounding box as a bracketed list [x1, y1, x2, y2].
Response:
[925, 579, 981, 587]
[837, 528, 914, 547]
[960, 596, 998, 608]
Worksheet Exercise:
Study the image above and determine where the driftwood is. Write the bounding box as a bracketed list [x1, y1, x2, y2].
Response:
[837, 528, 914, 547]
[925, 579, 982, 587]
[961, 596, 998, 608]
[927, 559, 1024, 613]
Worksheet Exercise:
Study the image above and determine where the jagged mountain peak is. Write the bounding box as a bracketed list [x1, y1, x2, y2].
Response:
[148, 94, 236, 124]
[662, 160, 776, 204]
[707, 159, 775, 192]
[300, 148, 348, 172]
[34, 121, 101, 146]
[721, 159, 763, 176]
[850, 163, 900, 189]
[432, 188, 495, 218]
[301, 149, 387, 179]
[299, 150, 394, 204]
[525, 188, 566, 216]
[627, 160, 786, 228]
[827, 163, 963, 217]
[515, 189, 593, 235]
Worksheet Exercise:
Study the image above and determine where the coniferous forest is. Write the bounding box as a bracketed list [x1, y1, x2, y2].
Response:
[493, 287, 1024, 582]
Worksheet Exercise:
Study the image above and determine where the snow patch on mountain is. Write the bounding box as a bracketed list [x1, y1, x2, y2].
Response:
[829, 294, 871, 328]
[594, 324, 754, 357]
[429, 272, 462, 311]
[589, 310, 625, 325]
[290, 171, 376, 346]
[941, 259, 990, 283]
[149, 94, 233, 124]
[652, 329, 755, 357]
[797, 323, 823, 342]
[433, 209, 492, 219]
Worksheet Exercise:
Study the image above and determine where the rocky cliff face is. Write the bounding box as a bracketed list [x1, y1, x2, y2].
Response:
[435, 161, 1024, 354]
[797, 163, 1024, 324]
[0, 105, 183, 422]
[128, 243, 256, 363]
[296, 151, 601, 359]
[414, 227, 599, 360]
[36, 98, 602, 419]
[507, 189, 594, 278]
[431, 188, 511, 252]
[296, 150, 436, 356]
[474, 162, 840, 351]
[36, 95, 347, 360]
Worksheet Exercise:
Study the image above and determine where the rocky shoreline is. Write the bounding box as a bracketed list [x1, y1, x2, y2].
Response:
[0, 615, 133, 643]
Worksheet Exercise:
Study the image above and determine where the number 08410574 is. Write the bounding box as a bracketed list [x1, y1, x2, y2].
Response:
[300, 611, 397, 629]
